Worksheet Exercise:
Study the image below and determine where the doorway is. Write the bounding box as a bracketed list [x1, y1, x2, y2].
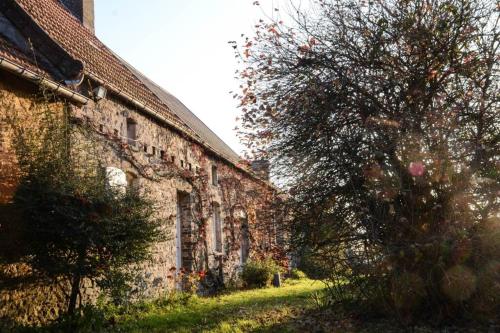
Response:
[176, 191, 192, 288]
[240, 220, 250, 266]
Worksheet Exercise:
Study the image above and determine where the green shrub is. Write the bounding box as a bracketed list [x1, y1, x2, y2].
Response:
[48, 305, 107, 333]
[241, 259, 279, 288]
[296, 248, 330, 280]
[154, 291, 195, 309]
[289, 268, 307, 280]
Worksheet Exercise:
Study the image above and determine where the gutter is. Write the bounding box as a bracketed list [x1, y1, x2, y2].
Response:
[0, 57, 269, 186]
[0, 56, 89, 104]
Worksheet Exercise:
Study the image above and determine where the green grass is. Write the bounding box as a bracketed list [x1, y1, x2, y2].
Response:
[112, 279, 324, 333]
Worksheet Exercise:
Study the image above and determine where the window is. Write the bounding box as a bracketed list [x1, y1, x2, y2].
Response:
[212, 204, 222, 253]
[211, 165, 218, 186]
[171, 156, 176, 163]
[143, 144, 148, 153]
[181, 160, 184, 168]
[188, 163, 192, 171]
[126, 118, 137, 146]
[160, 150, 166, 160]
[152, 146, 157, 156]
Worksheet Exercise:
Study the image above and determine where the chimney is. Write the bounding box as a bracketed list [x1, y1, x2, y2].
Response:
[59, 0, 95, 33]
[251, 160, 271, 181]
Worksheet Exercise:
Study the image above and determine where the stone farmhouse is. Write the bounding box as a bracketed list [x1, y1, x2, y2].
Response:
[0, 0, 284, 324]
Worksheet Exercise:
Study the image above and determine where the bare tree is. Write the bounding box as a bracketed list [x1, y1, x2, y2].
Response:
[236, 0, 499, 323]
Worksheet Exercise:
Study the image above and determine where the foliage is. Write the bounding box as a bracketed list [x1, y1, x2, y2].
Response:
[295, 247, 330, 280]
[7, 95, 165, 315]
[288, 268, 307, 280]
[241, 258, 280, 288]
[236, 0, 499, 324]
[47, 305, 107, 333]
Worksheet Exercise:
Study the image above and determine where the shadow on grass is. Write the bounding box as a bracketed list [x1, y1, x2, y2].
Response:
[1, 280, 325, 333]
[259, 307, 500, 333]
[118, 287, 318, 332]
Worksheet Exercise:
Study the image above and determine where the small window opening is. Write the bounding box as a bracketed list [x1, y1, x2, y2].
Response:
[126, 118, 137, 146]
[181, 160, 184, 168]
[152, 146, 157, 156]
[212, 165, 218, 186]
[188, 163, 192, 171]
[160, 150, 166, 160]
[143, 144, 148, 153]
[171, 155, 175, 163]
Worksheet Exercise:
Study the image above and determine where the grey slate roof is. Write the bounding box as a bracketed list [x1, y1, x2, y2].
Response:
[131, 70, 242, 163]
[119, 58, 241, 164]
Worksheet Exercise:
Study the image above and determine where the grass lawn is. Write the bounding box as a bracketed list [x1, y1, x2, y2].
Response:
[112, 279, 325, 333]
[7, 279, 496, 333]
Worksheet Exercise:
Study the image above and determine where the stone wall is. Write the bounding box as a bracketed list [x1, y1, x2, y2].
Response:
[74, 92, 277, 294]
[0, 72, 71, 326]
[0, 71, 280, 326]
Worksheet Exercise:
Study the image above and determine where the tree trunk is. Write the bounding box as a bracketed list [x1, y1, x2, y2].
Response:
[67, 271, 81, 316]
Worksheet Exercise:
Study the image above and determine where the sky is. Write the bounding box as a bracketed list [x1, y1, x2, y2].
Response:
[94, 0, 279, 156]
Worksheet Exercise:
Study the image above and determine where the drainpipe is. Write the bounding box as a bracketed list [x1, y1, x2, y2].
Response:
[0, 56, 89, 104]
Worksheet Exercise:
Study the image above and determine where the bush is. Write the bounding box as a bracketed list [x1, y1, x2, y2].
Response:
[241, 259, 279, 288]
[289, 268, 307, 280]
[153, 291, 195, 309]
[47, 305, 107, 333]
[296, 248, 330, 280]
[236, 0, 499, 324]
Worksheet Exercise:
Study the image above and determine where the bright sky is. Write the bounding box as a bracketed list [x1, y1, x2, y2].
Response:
[94, 0, 278, 156]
